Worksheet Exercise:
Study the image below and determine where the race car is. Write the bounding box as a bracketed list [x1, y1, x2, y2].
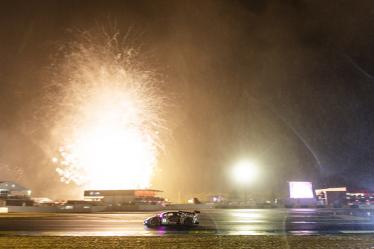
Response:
[144, 210, 200, 227]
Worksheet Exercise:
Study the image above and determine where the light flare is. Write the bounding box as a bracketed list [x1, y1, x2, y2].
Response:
[232, 160, 259, 184]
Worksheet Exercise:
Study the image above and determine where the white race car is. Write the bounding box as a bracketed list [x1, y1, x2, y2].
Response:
[144, 210, 200, 227]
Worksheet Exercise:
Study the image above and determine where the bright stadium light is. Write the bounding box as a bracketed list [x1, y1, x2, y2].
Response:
[232, 160, 259, 185]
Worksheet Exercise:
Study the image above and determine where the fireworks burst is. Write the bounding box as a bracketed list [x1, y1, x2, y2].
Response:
[45, 30, 166, 190]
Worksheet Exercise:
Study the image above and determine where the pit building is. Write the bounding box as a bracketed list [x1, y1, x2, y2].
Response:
[83, 189, 164, 210]
[0, 181, 33, 206]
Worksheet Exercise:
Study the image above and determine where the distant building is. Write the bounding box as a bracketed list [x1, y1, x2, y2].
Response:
[315, 187, 347, 207]
[315, 187, 374, 208]
[0, 181, 31, 197]
[32, 197, 55, 206]
[0, 181, 34, 206]
[345, 189, 374, 207]
[83, 189, 164, 210]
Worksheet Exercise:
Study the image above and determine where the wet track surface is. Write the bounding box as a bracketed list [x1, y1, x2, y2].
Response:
[0, 209, 374, 236]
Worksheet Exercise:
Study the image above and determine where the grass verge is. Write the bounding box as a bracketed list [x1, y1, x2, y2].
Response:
[0, 235, 374, 249]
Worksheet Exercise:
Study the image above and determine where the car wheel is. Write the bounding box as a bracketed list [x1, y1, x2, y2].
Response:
[183, 217, 193, 226]
[150, 217, 161, 226]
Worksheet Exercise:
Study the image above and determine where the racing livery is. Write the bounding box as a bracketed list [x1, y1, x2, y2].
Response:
[144, 210, 200, 227]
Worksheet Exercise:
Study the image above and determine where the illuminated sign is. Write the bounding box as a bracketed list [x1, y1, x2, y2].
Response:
[289, 181, 314, 199]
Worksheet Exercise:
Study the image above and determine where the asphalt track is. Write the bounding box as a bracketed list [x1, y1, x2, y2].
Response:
[0, 208, 373, 236]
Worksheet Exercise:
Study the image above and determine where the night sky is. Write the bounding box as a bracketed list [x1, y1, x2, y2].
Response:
[1, 0, 374, 200]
